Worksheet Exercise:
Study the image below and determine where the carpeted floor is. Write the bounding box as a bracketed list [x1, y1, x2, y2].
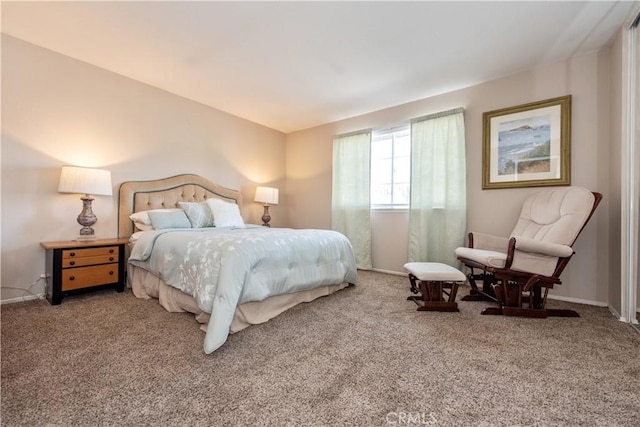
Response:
[1, 270, 639, 426]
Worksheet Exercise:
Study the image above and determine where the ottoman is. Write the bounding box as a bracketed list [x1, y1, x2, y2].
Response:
[403, 262, 466, 312]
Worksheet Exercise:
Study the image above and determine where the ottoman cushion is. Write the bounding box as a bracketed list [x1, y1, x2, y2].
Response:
[404, 262, 466, 282]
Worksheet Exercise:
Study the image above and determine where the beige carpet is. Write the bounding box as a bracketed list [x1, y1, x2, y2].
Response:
[2, 270, 639, 426]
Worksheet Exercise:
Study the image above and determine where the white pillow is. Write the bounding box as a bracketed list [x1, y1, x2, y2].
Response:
[130, 208, 182, 227]
[206, 198, 245, 228]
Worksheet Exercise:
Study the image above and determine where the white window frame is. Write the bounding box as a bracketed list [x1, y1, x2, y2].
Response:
[370, 124, 411, 210]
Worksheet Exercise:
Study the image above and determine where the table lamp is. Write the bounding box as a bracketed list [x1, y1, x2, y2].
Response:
[58, 166, 113, 240]
[254, 186, 279, 227]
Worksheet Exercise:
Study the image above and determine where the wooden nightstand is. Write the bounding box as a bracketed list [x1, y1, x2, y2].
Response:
[40, 238, 129, 305]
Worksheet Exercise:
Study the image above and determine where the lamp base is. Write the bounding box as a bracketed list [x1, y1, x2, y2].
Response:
[261, 205, 272, 227]
[76, 195, 98, 240]
[76, 234, 97, 242]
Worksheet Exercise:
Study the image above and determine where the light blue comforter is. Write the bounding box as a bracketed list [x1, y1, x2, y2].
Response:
[129, 225, 357, 353]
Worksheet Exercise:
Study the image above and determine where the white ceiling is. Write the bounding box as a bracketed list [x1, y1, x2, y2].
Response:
[1, 1, 637, 133]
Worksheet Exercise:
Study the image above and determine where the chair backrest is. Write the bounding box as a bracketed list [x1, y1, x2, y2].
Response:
[510, 186, 599, 246]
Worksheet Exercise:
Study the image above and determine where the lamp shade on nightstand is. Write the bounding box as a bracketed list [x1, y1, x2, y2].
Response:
[254, 186, 279, 205]
[58, 166, 113, 240]
[58, 166, 113, 197]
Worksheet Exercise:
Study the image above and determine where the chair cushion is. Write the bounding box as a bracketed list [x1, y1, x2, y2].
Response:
[511, 187, 595, 246]
[454, 247, 507, 269]
[403, 262, 467, 282]
[509, 251, 558, 277]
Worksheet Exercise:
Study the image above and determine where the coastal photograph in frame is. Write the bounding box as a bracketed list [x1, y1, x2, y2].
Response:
[482, 95, 571, 189]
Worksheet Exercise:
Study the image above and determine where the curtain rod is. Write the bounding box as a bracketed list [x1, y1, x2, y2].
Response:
[411, 107, 464, 124]
[334, 106, 464, 138]
[334, 128, 372, 139]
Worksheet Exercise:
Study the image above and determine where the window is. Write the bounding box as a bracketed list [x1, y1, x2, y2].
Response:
[370, 124, 411, 208]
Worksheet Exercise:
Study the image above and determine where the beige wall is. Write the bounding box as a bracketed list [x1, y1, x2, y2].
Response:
[1, 35, 287, 301]
[287, 51, 612, 305]
[0, 33, 624, 308]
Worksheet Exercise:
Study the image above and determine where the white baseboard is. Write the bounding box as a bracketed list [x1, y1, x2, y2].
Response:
[1, 293, 45, 305]
[371, 268, 405, 276]
[545, 294, 607, 307]
[608, 305, 623, 321]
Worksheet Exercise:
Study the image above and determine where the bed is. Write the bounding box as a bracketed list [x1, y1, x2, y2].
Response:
[118, 174, 357, 354]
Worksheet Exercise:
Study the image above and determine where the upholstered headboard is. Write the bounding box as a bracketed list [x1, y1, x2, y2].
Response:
[118, 174, 243, 239]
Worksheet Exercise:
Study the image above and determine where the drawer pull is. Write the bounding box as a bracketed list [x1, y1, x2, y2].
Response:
[109, 257, 114, 262]
[69, 261, 75, 266]
[69, 252, 76, 257]
[109, 249, 114, 254]
[109, 271, 114, 275]
[69, 276, 75, 281]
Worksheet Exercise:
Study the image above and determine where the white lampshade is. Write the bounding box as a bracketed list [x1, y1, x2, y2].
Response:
[254, 186, 279, 205]
[58, 166, 113, 196]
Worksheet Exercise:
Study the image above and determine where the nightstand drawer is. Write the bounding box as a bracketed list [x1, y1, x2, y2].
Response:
[62, 254, 118, 268]
[63, 246, 119, 259]
[62, 264, 119, 291]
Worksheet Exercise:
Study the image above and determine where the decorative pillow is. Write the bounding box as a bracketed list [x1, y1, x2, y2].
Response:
[147, 210, 192, 230]
[129, 208, 182, 226]
[206, 198, 245, 228]
[178, 201, 214, 228]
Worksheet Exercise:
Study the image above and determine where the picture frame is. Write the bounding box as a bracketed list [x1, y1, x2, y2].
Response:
[482, 95, 571, 189]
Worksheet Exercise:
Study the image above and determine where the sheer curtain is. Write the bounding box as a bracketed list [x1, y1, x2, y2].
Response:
[408, 108, 466, 266]
[332, 131, 372, 269]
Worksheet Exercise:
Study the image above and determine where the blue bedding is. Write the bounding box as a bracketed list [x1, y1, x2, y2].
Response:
[129, 225, 357, 353]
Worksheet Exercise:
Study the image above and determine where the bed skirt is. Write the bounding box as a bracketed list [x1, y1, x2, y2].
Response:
[127, 264, 349, 334]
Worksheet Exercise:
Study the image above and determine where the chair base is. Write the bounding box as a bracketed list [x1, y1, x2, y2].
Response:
[417, 301, 459, 312]
[461, 291, 496, 303]
[481, 307, 580, 318]
[460, 272, 498, 302]
[459, 267, 581, 318]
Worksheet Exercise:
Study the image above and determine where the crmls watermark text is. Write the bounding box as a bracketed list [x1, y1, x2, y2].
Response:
[386, 411, 438, 425]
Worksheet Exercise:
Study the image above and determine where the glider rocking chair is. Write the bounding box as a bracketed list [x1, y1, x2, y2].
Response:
[454, 186, 602, 318]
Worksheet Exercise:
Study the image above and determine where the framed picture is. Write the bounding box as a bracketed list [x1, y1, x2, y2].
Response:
[482, 95, 571, 189]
